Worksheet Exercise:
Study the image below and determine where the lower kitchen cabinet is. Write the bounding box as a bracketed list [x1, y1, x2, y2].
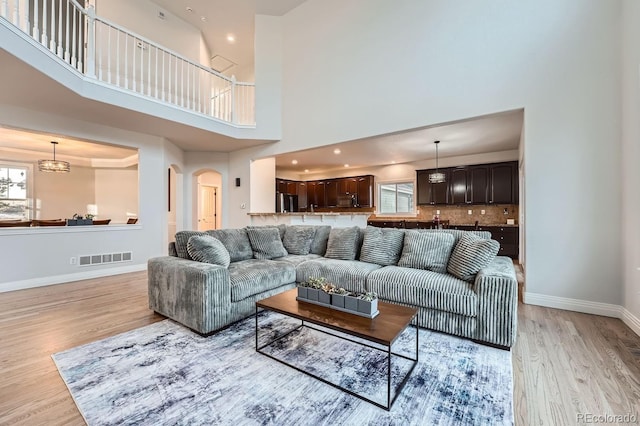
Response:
[478, 225, 519, 258]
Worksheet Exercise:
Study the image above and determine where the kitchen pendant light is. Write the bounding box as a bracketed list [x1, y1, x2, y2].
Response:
[428, 140, 445, 184]
[38, 141, 70, 173]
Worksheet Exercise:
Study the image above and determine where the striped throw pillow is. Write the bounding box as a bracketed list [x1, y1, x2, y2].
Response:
[283, 226, 316, 255]
[359, 226, 405, 266]
[447, 232, 500, 281]
[246, 227, 288, 259]
[174, 230, 207, 259]
[398, 230, 455, 273]
[187, 235, 231, 267]
[206, 229, 253, 262]
[324, 226, 361, 260]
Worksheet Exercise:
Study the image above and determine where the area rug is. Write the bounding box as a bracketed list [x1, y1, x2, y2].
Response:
[52, 312, 513, 426]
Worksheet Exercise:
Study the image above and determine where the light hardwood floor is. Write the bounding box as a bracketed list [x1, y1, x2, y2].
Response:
[1, 272, 639, 425]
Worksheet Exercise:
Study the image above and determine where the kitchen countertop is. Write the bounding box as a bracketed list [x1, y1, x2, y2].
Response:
[368, 218, 518, 227]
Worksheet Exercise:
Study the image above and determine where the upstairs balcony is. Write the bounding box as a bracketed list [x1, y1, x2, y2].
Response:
[0, 0, 256, 129]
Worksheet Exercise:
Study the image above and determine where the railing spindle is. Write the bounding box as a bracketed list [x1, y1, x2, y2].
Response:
[42, 0, 48, 45]
[71, 5, 76, 68]
[33, 0, 39, 41]
[11, 0, 18, 26]
[106, 24, 111, 83]
[57, 0, 63, 57]
[49, 0, 55, 51]
[64, 0, 70, 62]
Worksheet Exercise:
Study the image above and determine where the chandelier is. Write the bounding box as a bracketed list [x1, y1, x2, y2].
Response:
[38, 141, 70, 173]
[428, 140, 445, 183]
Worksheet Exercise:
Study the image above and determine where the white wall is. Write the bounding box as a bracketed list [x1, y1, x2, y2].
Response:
[96, 0, 205, 64]
[94, 167, 138, 223]
[621, 0, 640, 326]
[0, 105, 169, 290]
[250, 157, 276, 212]
[246, 0, 623, 307]
[254, 16, 283, 138]
[34, 165, 95, 219]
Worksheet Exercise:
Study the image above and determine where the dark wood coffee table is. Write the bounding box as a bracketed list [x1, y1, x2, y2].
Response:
[255, 289, 418, 410]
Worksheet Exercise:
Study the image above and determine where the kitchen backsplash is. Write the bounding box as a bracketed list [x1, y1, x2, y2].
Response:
[371, 204, 519, 225]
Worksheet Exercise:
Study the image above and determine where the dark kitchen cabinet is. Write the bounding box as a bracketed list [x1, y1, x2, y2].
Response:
[297, 182, 307, 209]
[416, 161, 517, 206]
[276, 179, 287, 194]
[450, 167, 468, 205]
[286, 181, 297, 195]
[416, 169, 450, 205]
[356, 175, 374, 207]
[489, 162, 517, 204]
[478, 225, 519, 258]
[325, 179, 338, 207]
[468, 166, 489, 204]
[314, 181, 326, 208]
[340, 177, 358, 195]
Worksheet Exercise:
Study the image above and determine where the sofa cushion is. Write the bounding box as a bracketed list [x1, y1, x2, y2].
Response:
[367, 266, 478, 317]
[359, 226, 405, 266]
[174, 231, 207, 259]
[246, 227, 288, 259]
[206, 229, 253, 262]
[398, 230, 455, 274]
[309, 225, 331, 255]
[324, 226, 360, 260]
[418, 229, 491, 246]
[282, 226, 316, 255]
[275, 254, 322, 267]
[186, 235, 231, 267]
[447, 232, 500, 281]
[296, 258, 381, 294]
[228, 259, 296, 302]
[246, 224, 287, 240]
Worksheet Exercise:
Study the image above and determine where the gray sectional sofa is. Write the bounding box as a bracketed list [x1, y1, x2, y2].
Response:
[148, 224, 518, 348]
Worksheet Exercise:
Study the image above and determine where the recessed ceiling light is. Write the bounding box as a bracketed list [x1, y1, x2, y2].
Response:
[344, 164, 349, 168]
[333, 148, 341, 154]
[186, 6, 194, 13]
[227, 34, 235, 43]
[304, 169, 309, 173]
[291, 159, 298, 165]
[201, 16, 207, 21]
[391, 161, 396, 164]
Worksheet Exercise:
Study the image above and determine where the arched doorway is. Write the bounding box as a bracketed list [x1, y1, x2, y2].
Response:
[193, 170, 222, 231]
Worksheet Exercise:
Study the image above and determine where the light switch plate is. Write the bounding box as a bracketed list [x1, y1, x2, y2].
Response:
[467, 210, 472, 215]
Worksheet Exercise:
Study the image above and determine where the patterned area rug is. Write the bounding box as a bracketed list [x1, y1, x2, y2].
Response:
[52, 312, 513, 425]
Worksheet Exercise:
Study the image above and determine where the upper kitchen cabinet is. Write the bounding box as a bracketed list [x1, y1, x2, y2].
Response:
[416, 161, 518, 206]
[325, 179, 338, 207]
[468, 165, 489, 204]
[489, 162, 518, 204]
[416, 169, 451, 205]
[297, 181, 308, 209]
[356, 175, 374, 207]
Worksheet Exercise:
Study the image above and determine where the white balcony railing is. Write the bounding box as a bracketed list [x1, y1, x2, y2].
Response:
[0, 0, 255, 126]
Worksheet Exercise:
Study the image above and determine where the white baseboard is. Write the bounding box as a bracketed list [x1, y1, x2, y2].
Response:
[620, 308, 640, 337]
[525, 292, 640, 337]
[0, 263, 147, 293]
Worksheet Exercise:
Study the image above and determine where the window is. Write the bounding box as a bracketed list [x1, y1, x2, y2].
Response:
[0, 164, 29, 220]
[378, 182, 414, 214]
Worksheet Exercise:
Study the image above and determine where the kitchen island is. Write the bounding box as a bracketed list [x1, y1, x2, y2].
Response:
[248, 212, 372, 228]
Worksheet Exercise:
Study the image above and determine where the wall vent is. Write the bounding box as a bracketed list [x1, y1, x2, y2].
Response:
[78, 252, 133, 267]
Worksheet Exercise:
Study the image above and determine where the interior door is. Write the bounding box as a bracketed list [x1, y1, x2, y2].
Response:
[198, 185, 217, 231]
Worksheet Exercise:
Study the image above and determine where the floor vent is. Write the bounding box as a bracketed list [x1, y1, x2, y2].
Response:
[78, 252, 133, 267]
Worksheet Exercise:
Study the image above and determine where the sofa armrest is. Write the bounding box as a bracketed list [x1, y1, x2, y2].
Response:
[148, 256, 231, 334]
[473, 256, 518, 347]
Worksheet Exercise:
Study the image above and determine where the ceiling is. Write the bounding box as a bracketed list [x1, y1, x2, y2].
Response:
[275, 110, 524, 174]
[148, 0, 308, 76]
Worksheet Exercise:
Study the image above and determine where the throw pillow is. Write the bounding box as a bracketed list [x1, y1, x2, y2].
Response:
[447, 232, 500, 281]
[246, 224, 287, 240]
[324, 226, 361, 261]
[283, 226, 316, 255]
[187, 235, 231, 267]
[246, 227, 288, 259]
[359, 226, 405, 266]
[206, 229, 253, 262]
[174, 230, 207, 259]
[398, 230, 455, 273]
[309, 225, 331, 255]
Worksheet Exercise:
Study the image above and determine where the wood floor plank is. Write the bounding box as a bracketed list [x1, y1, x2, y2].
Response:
[1, 271, 639, 425]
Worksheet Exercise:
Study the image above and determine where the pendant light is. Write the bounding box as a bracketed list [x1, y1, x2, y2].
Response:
[428, 140, 445, 183]
[38, 141, 70, 173]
